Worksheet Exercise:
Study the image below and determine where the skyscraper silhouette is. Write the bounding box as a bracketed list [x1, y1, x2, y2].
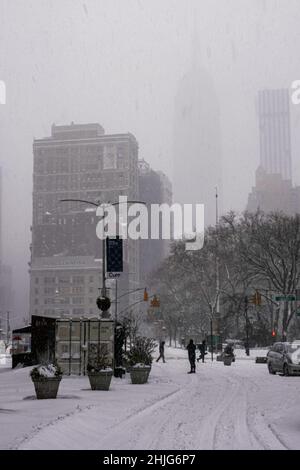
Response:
[173, 16, 222, 227]
[258, 89, 292, 181]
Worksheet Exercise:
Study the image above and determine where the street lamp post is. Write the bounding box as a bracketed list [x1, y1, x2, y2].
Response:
[115, 278, 118, 322]
[60, 198, 145, 318]
[215, 186, 221, 353]
[6, 311, 10, 346]
[112, 285, 147, 322]
[210, 316, 214, 362]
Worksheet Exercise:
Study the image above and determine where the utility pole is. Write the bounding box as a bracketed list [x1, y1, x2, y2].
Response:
[60, 198, 144, 319]
[115, 279, 118, 322]
[102, 236, 106, 296]
[215, 186, 220, 352]
[6, 311, 10, 346]
[244, 297, 250, 356]
[210, 317, 214, 362]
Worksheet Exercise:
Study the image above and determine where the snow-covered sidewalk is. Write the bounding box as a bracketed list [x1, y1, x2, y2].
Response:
[0, 347, 299, 450]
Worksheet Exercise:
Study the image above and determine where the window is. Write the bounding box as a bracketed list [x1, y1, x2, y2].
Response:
[58, 277, 70, 285]
[44, 287, 55, 295]
[73, 276, 84, 285]
[103, 145, 117, 169]
[73, 308, 84, 315]
[72, 286, 84, 294]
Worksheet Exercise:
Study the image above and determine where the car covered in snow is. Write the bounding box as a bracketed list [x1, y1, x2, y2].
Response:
[267, 341, 300, 376]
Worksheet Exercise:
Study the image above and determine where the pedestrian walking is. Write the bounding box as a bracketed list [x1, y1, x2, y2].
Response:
[156, 340, 166, 363]
[187, 339, 196, 373]
[197, 340, 207, 363]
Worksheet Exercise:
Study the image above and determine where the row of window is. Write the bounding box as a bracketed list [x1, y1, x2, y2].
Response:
[35, 297, 96, 305]
[35, 144, 128, 158]
[35, 286, 94, 295]
[34, 171, 130, 192]
[39, 308, 95, 316]
[36, 276, 95, 284]
[34, 150, 129, 174]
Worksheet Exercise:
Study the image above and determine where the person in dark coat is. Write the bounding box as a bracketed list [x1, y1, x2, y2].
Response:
[224, 343, 234, 357]
[197, 340, 207, 363]
[187, 339, 196, 373]
[156, 340, 166, 363]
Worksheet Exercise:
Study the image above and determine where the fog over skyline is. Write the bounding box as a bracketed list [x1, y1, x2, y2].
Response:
[1, 0, 300, 322]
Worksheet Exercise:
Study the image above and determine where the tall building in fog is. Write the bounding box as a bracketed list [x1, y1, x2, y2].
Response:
[0, 167, 2, 265]
[173, 34, 222, 227]
[247, 89, 300, 214]
[29, 123, 139, 318]
[0, 167, 13, 324]
[258, 89, 292, 180]
[138, 159, 172, 283]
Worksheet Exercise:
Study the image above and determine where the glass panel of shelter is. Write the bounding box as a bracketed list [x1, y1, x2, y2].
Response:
[55, 319, 114, 375]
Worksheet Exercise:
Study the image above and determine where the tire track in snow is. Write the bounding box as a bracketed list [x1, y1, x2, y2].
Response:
[211, 377, 262, 449]
[19, 371, 190, 450]
[211, 368, 287, 450]
[16, 404, 94, 450]
[94, 375, 199, 450]
[247, 410, 288, 450]
[18, 361, 292, 450]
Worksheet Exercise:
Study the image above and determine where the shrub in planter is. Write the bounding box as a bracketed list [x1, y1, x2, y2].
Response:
[30, 362, 63, 399]
[122, 353, 132, 373]
[127, 336, 156, 384]
[87, 345, 113, 391]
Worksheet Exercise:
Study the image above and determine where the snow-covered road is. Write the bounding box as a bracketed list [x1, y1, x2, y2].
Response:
[1, 347, 300, 450]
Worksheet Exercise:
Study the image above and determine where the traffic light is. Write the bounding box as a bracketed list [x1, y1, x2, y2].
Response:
[255, 291, 262, 306]
[143, 288, 149, 302]
[272, 330, 276, 337]
[150, 295, 160, 308]
[250, 291, 262, 306]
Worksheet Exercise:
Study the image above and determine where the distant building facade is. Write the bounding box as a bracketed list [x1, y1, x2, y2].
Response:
[247, 89, 300, 215]
[0, 167, 13, 331]
[247, 166, 300, 215]
[258, 89, 292, 181]
[29, 122, 139, 319]
[138, 159, 172, 282]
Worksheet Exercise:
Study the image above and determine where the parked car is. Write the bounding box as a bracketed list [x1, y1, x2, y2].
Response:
[267, 341, 300, 376]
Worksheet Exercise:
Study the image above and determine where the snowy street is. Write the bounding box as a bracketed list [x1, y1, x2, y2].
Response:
[1, 347, 300, 450]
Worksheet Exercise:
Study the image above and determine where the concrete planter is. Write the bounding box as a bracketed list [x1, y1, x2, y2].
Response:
[223, 356, 233, 366]
[32, 377, 62, 399]
[130, 366, 151, 384]
[88, 370, 113, 390]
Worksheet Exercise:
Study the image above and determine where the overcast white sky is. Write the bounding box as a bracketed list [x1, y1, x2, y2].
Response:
[1, 0, 300, 320]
